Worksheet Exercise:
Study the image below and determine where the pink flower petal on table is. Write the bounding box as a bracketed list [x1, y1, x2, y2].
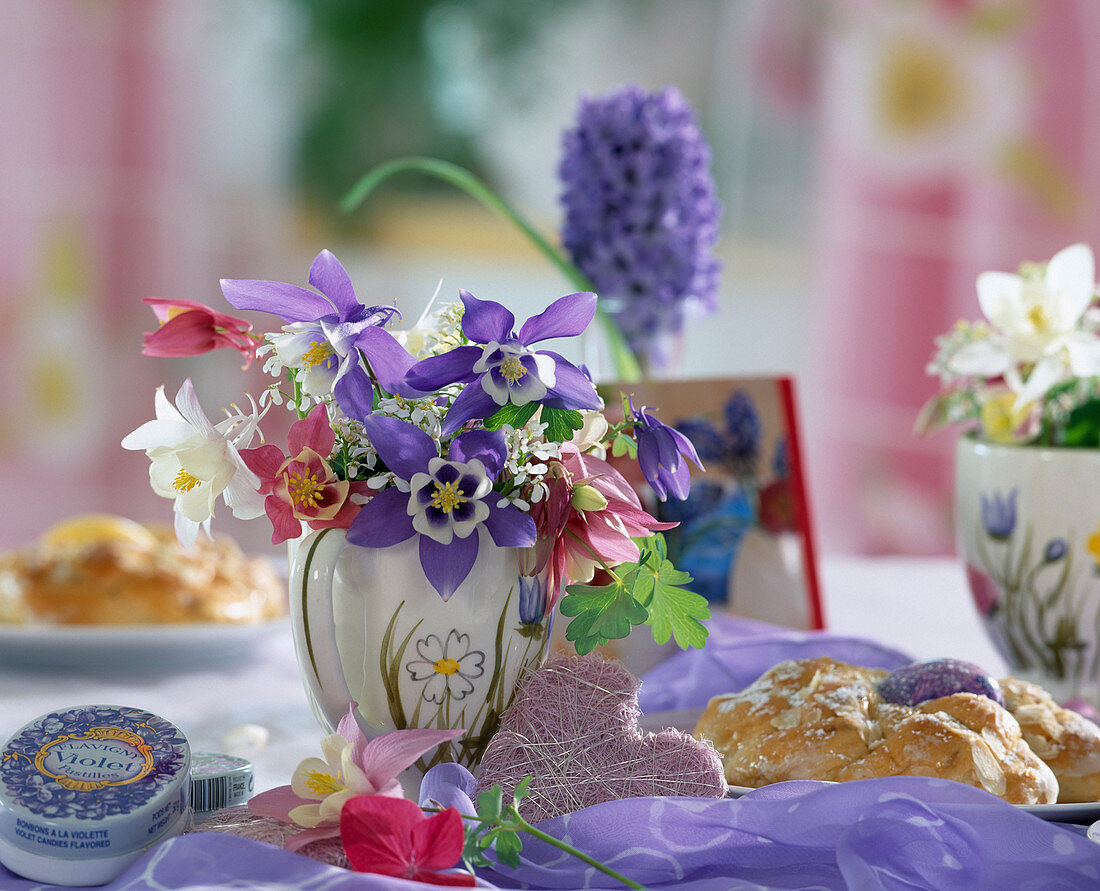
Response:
[248, 785, 311, 822]
[284, 824, 342, 852]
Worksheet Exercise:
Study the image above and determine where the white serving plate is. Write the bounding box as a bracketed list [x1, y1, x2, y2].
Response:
[0, 618, 289, 669]
[726, 781, 1100, 822]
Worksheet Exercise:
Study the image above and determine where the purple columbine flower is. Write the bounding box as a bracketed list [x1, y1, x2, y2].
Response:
[630, 400, 703, 502]
[559, 85, 722, 368]
[404, 290, 603, 435]
[220, 249, 420, 420]
[345, 415, 536, 600]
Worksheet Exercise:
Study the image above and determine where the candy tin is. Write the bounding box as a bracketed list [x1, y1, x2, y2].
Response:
[0, 705, 191, 886]
[189, 752, 254, 819]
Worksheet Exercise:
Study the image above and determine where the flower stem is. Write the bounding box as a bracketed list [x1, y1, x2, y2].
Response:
[291, 376, 308, 420]
[340, 156, 642, 382]
[451, 809, 643, 890]
[515, 817, 644, 890]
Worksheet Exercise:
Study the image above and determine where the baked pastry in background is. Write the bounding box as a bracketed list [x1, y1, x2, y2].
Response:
[693, 656, 1063, 805]
[0, 515, 285, 625]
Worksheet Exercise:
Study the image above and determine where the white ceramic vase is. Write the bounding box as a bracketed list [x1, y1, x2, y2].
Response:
[288, 528, 551, 772]
[955, 435, 1100, 704]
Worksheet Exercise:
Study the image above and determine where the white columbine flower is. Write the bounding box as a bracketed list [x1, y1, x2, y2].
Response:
[393, 297, 466, 359]
[266, 321, 358, 402]
[949, 243, 1100, 403]
[121, 379, 265, 545]
[288, 733, 372, 828]
[571, 410, 609, 458]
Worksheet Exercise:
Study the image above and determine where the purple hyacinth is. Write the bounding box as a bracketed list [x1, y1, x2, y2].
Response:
[404, 289, 603, 435]
[345, 415, 536, 600]
[559, 85, 722, 368]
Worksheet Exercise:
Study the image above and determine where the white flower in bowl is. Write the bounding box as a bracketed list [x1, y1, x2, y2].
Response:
[949, 243, 1100, 403]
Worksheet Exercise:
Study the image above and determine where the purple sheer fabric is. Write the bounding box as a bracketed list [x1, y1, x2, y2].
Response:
[420, 767, 1100, 890]
[7, 623, 1100, 889]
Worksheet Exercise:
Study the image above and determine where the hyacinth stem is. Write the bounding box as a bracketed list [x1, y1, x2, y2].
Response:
[341, 156, 642, 382]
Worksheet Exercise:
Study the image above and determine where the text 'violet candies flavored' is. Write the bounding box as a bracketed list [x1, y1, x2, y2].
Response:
[0, 705, 191, 886]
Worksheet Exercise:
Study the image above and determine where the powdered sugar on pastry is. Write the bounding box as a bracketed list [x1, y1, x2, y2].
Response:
[694, 656, 1059, 806]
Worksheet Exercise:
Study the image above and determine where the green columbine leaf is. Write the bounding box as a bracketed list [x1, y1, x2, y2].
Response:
[512, 775, 532, 809]
[644, 575, 710, 649]
[632, 535, 710, 650]
[484, 402, 540, 431]
[476, 784, 504, 823]
[559, 571, 649, 655]
[463, 826, 492, 869]
[493, 829, 524, 868]
[611, 430, 637, 458]
[540, 407, 584, 443]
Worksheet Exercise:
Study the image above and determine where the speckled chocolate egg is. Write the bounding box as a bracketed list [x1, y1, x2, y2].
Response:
[878, 658, 1003, 707]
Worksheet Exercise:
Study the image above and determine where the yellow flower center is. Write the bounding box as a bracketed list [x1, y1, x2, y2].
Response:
[288, 470, 324, 510]
[172, 469, 201, 493]
[875, 39, 966, 138]
[302, 341, 335, 369]
[499, 356, 527, 385]
[430, 480, 467, 514]
[979, 393, 1032, 444]
[1088, 525, 1100, 566]
[1026, 304, 1052, 332]
[303, 769, 344, 796]
[433, 658, 461, 676]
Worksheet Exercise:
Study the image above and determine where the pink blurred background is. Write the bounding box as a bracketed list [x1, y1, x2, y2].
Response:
[4, 0, 1100, 559]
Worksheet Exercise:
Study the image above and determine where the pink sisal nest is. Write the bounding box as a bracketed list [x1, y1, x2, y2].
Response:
[475, 653, 727, 822]
[194, 809, 349, 868]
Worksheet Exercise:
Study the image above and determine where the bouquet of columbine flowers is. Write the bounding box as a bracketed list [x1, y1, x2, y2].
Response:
[918, 243, 1100, 446]
[123, 249, 709, 655]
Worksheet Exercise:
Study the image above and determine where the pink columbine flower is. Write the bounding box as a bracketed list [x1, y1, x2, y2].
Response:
[239, 405, 371, 544]
[141, 297, 258, 367]
[542, 444, 675, 607]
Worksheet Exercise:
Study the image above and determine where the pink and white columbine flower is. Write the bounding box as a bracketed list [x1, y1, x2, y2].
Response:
[121, 379, 265, 545]
[240, 404, 372, 544]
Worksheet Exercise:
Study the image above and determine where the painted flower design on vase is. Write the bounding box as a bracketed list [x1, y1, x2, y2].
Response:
[957, 437, 1100, 705]
[405, 631, 485, 704]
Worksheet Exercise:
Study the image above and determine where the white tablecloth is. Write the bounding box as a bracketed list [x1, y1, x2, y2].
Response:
[0, 556, 998, 795]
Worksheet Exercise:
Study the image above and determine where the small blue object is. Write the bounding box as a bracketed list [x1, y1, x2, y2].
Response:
[878, 658, 1004, 707]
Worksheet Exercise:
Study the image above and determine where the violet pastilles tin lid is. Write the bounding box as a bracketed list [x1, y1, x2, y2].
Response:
[0, 705, 191, 886]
